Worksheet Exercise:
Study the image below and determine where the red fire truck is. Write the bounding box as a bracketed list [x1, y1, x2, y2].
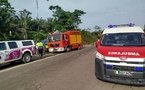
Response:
[48, 30, 83, 52]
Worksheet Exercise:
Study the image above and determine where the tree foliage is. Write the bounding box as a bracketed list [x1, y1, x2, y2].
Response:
[0, 0, 102, 44]
[49, 5, 86, 32]
[17, 9, 32, 39]
[0, 0, 16, 40]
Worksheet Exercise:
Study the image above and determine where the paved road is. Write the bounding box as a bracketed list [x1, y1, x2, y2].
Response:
[0, 46, 145, 90]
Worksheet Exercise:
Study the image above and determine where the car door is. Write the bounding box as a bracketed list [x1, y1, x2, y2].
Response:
[0, 42, 7, 63]
[5, 41, 21, 61]
[62, 34, 68, 46]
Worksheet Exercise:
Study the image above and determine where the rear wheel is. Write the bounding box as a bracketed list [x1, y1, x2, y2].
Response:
[22, 53, 31, 63]
[78, 45, 81, 50]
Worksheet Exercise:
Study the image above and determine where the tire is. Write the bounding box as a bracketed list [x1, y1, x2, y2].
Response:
[66, 46, 72, 52]
[78, 45, 81, 50]
[66, 46, 70, 52]
[22, 53, 31, 63]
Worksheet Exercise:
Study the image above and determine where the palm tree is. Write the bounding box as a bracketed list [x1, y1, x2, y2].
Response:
[0, 0, 16, 40]
[17, 9, 32, 39]
[36, 0, 49, 31]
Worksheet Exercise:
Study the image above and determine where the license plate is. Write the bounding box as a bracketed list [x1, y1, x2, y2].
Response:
[54, 48, 57, 51]
[115, 70, 132, 76]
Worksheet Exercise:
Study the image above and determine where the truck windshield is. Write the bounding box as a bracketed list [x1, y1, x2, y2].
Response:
[48, 34, 61, 42]
[101, 33, 145, 46]
[0, 43, 7, 51]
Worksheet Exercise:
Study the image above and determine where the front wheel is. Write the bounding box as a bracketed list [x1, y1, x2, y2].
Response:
[22, 53, 31, 63]
[66, 46, 71, 52]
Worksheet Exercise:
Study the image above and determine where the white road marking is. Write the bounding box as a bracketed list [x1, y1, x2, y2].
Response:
[94, 52, 97, 54]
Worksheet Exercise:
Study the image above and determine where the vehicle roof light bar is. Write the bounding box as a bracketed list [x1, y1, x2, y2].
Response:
[108, 23, 135, 28]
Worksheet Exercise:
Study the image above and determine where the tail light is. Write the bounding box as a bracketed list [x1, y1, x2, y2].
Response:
[32, 46, 37, 54]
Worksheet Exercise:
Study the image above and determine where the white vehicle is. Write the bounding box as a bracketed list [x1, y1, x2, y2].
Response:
[0, 40, 36, 64]
[95, 23, 145, 85]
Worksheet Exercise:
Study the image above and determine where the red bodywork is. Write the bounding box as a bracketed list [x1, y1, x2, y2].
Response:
[48, 30, 83, 52]
[95, 40, 100, 47]
[97, 35, 145, 58]
[97, 45, 145, 58]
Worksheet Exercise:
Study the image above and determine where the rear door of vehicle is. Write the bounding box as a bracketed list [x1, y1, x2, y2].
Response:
[62, 34, 68, 46]
[21, 40, 36, 55]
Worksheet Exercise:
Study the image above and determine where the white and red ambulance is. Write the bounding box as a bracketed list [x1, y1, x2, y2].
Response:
[0, 40, 36, 65]
[95, 23, 145, 85]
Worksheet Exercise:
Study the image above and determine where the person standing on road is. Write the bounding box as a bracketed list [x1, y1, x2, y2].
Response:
[45, 43, 49, 53]
[36, 41, 44, 57]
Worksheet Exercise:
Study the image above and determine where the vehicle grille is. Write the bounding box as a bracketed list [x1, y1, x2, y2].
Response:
[104, 64, 144, 72]
[113, 65, 134, 71]
[50, 44, 59, 47]
[105, 60, 145, 64]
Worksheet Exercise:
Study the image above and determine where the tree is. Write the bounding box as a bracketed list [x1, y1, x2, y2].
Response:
[94, 25, 101, 32]
[49, 5, 86, 32]
[46, 18, 54, 33]
[0, 0, 16, 40]
[17, 9, 32, 39]
[94, 25, 102, 39]
[0, 0, 99, 45]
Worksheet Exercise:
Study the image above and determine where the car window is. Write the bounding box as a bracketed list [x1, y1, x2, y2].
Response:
[62, 34, 67, 40]
[101, 33, 145, 46]
[22, 41, 33, 46]
[0, 43, 7, 50]
[8, 42, 18, 49]
[48, 34, 61, 41]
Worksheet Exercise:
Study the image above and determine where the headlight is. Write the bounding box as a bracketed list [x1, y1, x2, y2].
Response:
[95, 52, 105, 60]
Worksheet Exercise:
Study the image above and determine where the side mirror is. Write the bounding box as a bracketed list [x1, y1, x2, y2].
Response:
[96, 40, 100, 47]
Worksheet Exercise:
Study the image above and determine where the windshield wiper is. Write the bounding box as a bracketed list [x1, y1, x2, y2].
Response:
[112, 44, 124, 46]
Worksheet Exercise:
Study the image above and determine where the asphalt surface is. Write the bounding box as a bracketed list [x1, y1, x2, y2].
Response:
[0, 46, 145, 90]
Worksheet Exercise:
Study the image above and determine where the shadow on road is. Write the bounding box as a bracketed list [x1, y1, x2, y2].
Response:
[0, 46, 88, 71]
[0, 53, 54, 71]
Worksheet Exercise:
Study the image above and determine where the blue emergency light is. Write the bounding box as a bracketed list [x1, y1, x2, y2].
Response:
[106, 65, 113, 69]
[134, 67, 143, 71]
[53, 30, 61, 34]
[108, 23, 135, 28]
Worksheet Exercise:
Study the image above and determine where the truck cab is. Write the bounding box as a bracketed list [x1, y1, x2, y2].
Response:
[48, 30, 82, 52]
[48, 31, 68, 52]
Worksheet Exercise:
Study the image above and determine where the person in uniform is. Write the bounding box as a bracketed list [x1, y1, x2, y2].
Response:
[45, 43, 49, 53]
[36, 41, 44, 57]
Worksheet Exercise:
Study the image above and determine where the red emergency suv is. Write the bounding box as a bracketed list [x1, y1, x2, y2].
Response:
[95, 23, 145, 85]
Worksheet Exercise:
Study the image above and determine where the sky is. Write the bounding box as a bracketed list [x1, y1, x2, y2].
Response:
[8, 0, 145, 30]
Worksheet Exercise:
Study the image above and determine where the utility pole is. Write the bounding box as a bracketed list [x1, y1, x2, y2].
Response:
[36, 0, 39, 18]
[36, 0, 39, 31]
[144, 25, 145, 32]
